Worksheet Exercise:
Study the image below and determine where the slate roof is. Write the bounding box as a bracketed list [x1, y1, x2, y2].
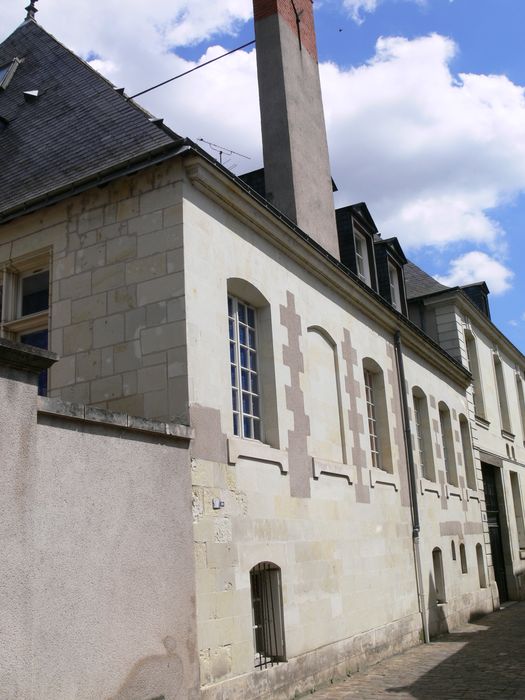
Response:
[404, 260, 450, 299]
[0, 20, 181, 222]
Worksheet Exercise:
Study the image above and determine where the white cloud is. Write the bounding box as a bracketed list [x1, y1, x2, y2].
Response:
[342, 0, 424, 24]
[435, 251, 514, 295]
[322, 34, 525, 253]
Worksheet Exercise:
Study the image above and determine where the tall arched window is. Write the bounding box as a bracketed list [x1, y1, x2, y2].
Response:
[250, 562, 286, 669]
[412, 387, 435, 481]
[476, 544, 487, 588]
[465, 330, 485, 419]
[363, 358, 392, 472]
[459, 414, 476, 490]
[303, 327, 344, 463]
[432, 547, 446, 604]
[438, 402, 458, 487]
[459, 543, 468, 574]
[227, 279, 278, 447]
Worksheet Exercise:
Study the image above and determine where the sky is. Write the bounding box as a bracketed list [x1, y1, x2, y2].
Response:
[2, 0, 525, 352]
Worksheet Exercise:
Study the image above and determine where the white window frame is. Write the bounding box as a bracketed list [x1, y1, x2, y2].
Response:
[388, 261, 401, 311]
[228, 295, 262, 441]
[364, 368, 381, 469]
[1, 252, 50, 395]
[354, 231, 370, 285]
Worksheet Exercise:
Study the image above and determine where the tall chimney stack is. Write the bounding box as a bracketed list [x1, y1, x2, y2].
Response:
[253, 0, 339, 259]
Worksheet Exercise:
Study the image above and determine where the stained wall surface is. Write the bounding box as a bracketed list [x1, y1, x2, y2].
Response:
[0, 364, 199, 700]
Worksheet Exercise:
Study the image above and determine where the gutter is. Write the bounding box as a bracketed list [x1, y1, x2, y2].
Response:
[394, 329, 430, 644]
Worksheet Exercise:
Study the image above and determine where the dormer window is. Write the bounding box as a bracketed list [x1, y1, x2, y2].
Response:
[0, 58, 20, 91]
[354, 231, 370, 285]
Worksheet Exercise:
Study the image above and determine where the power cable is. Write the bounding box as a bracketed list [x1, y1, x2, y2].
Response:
[128, 39, 256, 100]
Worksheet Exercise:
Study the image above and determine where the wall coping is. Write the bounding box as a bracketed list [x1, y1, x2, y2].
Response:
[37, 396, 194, 441]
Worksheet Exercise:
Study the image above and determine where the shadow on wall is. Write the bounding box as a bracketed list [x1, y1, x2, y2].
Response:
[386, 603, 525, 699]
[110, 637, 182, 700]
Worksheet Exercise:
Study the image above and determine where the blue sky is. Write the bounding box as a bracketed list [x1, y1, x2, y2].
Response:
[2, 0, 525, 351]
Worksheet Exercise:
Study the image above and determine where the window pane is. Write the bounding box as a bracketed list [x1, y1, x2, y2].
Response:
[240, 346, 249, 368]
[247, 307, 255, 327]
[238, 303, 246, 323]
[239, 325, 247, 345]
[22, 270, 49, 316]
[241, 369, 249, 390]
[243, 416, 252, 439]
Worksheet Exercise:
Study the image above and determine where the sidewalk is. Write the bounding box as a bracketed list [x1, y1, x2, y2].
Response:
[310, 602, 525, 699]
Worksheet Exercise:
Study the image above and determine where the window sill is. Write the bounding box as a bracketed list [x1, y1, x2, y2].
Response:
[475, 416, 490, 430]
[227, 437, 288, 474]
[419, 477, 440, 498]
[445, 483, 463, 500]
[2, 309, 49, 335]
[369, 466, 399, 491]
[519, 548, 525, 561]
[466, 487, 480, 502]
[501, 429, 515, 441]
[312, 458, 356, 485]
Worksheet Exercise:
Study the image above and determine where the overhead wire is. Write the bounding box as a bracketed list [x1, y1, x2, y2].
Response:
[127, 39, 256, 100]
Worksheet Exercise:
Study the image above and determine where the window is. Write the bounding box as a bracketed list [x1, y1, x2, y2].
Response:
[451, 540, 456, 561]
[354, 231, 370, 285]
[438, 402, 458, 487]
[516, 373, 525, 442]
[510, 472, 525, 550]
[363, 359, 392, 472]
[412, 388, 435, 481]
[432, 547, 446, 604]
[229, 296, 261, 440]
[388, 261, 401, 311]
[364, 368, 381, 468]
[465, 331, 485, 419]
[494, 353, 511, 433]
[250, 562, 286, 669]
[459, 414, 476, 490]
[1, 253, 50, 396]
[476, 543, 487, 588]
[0, 58, 20, 90]
[459, 543, 468, 574]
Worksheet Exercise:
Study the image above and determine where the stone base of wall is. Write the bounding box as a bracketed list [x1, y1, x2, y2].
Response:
[201, 613, 422, 700]
[428, 588, 495, 638]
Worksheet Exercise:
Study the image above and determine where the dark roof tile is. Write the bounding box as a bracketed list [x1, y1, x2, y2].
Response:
[0, 20, 180, 221]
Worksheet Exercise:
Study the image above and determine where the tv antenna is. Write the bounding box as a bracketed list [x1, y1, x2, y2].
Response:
[197, 138, 250, 169]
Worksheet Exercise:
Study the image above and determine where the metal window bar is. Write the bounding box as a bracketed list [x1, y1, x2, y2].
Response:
[364, 369, 381, 469]
[250, 563, 284, 670]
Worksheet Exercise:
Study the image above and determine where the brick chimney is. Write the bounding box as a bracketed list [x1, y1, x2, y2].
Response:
[253, 0, 339, 259]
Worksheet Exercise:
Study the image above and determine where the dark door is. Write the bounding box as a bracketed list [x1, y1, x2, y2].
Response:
[481, 464, 509, 602]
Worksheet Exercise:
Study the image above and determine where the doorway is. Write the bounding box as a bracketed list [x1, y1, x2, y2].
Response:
[481, 463, 509, 602]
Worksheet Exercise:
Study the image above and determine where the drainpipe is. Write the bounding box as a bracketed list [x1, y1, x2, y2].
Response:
[394, 330, 430, 644]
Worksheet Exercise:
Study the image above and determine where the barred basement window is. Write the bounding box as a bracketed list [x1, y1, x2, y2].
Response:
[460, 543, 468, 574]
[432, 547, 446, 604]
[228, 296, 261, 440]
[250, 562, 286, 670]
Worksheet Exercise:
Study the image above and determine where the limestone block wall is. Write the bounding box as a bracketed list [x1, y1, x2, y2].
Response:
[181, 173, 493, 696]
[0, 160, 188, 422]
[0, 360, 199, 699]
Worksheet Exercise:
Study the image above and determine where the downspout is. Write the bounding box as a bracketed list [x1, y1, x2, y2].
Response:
[394, 330, 430, 644]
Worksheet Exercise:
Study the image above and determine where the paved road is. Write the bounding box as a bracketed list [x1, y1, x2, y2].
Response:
[311, 602, 525, 699]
